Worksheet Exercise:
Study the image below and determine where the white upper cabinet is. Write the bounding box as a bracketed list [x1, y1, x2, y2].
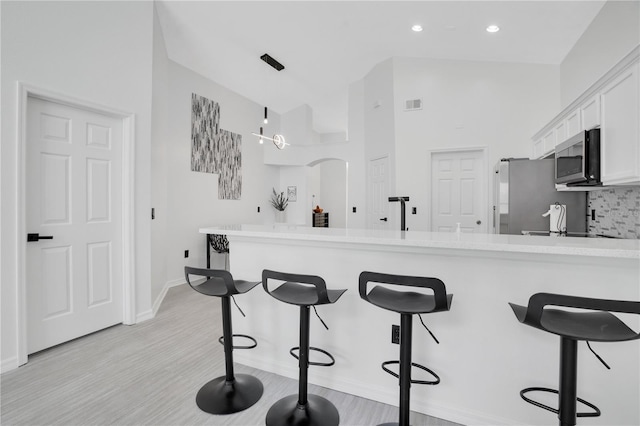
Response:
[531, 48, 639, 188]
[581, 94, 600, 131]
[565, 108, 581, 139]
[600, 61, 640, 185]
[554, 120, 566, 146]
[542, 129, 555, 155]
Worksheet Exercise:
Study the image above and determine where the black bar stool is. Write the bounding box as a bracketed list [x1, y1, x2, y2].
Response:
[359, 271, 453, 426]
[509, 293, 640, 426]
[262, 269, 347, 426]
[184, 267, 264, 415]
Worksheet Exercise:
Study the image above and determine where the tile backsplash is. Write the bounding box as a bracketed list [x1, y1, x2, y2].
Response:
[588, 187, 640, 239]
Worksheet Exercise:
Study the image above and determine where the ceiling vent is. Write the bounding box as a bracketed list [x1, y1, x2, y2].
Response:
[404, 98, 422, 111]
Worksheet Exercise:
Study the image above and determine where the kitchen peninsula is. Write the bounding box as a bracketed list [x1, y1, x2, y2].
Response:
[199, 225, 639, 426]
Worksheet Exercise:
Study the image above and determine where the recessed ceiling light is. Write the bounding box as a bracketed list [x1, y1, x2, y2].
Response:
[411, 24, 423, 32]
[486, 25, 500, 33]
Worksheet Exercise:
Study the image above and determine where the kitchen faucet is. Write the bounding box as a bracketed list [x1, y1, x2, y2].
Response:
[388, 196, 410, 231]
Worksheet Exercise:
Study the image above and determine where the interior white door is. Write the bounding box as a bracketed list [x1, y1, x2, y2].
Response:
[26, 97, 123, 354]
[368, 156, 390, 230]
[431, 150, 486, 233]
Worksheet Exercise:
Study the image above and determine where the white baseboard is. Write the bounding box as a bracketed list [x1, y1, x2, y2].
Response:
[1, 356, 19, 374]
[135, 309, 154, 323]
[235, 351, 518, 426]
[144, 278, 194, 322]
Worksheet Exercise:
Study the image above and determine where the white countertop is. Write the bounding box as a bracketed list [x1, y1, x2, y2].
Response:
[199, 224, 640, 259]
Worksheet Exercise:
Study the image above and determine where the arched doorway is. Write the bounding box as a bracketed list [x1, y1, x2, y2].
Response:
[308, 159, 348, 228]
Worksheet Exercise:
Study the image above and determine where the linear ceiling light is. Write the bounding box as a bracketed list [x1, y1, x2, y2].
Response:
[260, 53, 285, 71]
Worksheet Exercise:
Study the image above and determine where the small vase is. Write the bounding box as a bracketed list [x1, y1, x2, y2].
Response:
[275, 209, 287, 223]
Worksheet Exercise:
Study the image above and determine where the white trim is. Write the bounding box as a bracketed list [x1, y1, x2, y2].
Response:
[135, 309, 155, 323]
[427, 146, 489, 232]
[0, 356, 19, 374]
[234, 350, 516, 426]
[150, 278, 188, 318]
[15, 82, 136, 365]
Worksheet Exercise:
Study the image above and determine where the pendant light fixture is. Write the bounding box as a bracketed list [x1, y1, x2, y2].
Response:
[251, 131, 289, 150]
[253, 53, 287, 148]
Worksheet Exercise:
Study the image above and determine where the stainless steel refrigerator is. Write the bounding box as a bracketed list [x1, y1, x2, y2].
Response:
[493, 158, 587, 235]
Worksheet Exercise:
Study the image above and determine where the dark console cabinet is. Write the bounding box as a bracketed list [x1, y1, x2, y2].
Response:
[312, 212, 329, 228]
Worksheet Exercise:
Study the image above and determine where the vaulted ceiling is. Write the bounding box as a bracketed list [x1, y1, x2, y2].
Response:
[155, 1, 605, 134]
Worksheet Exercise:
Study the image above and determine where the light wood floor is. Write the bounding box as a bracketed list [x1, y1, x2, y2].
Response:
[1, 284, 461, 426]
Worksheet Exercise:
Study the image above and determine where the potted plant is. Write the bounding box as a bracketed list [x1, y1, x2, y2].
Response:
[270, 188, 289, 222]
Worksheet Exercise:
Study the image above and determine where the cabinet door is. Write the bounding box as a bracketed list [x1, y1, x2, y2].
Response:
[601, 62, 639, 185]
[581, 94, 600, 131]
[532, 138, 544, 159]
[555, 121, 566, 146]
[542, 129, 555, 155]
[565, 108, 582, 138]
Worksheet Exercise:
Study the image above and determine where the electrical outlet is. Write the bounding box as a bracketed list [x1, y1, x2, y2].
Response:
[184, 250, 189, 258]
[412, 207, 417, 214]
[151, 208, 155, 220]
[391, 325, 400, 344]
[352, 207, 357, 213]
[258, 206, 261, 213]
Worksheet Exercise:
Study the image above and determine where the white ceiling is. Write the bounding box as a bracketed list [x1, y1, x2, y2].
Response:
[155, 0, 606, 134]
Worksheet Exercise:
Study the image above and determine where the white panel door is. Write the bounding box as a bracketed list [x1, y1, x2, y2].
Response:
[368, 156, 390, 230]
[26, 97, 123, 354]
[431, 150, 486, 233]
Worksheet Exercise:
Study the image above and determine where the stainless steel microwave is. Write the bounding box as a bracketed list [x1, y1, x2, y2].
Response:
[555, 128, 601, 186]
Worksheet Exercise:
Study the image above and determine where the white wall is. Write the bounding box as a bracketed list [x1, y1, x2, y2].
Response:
[277, 166, 309, 225]
[346, 80, 367, 229]
[319, 160, 348, 228]
[150, 5, 170, 306]
[1, 0, 154, 371]
[560, 0, 640, 107]
[161, 60, 279, 284]
[391, 57, 559, 231]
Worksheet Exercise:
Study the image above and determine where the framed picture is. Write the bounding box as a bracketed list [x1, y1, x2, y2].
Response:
[287, 186, 297, 202]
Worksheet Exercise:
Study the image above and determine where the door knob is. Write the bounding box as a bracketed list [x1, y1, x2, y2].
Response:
[379, 217, 388, 222]
[27, 233, 54, 242]
[476, 220, 482, 225]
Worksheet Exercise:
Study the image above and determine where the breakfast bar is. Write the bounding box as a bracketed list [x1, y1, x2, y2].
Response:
[199, 225, 640, 426]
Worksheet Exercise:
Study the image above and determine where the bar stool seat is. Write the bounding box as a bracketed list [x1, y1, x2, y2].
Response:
[262, 269, 347, 426]
[269, 281, 345, 306]
[509, 293, 640, 426]
[365, 286, 443, 314]
[360, 271, 452, 426]
[510, 304, 638, 342]
[184, 267, 264, 415]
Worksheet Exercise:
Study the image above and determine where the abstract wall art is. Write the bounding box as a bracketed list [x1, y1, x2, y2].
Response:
[191, 93, 242, 200]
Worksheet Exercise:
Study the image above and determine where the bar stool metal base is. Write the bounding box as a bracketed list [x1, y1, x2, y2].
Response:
[265, 394, 340, 426]
[195, 373, 264, 415]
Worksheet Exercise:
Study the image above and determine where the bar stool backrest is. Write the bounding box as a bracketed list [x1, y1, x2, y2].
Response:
[519, 292, 640, 338]
[262, 269, 333, 305]
[184, 266, 238, 297]
[359, 271, 451, 313]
